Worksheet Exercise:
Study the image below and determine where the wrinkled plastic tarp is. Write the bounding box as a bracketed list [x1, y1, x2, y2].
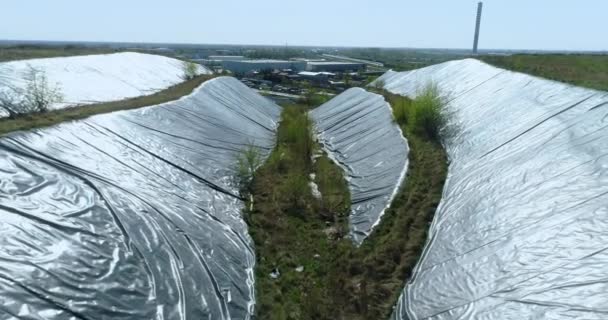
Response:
[0, 77, 280, 319]
[0, 52, 211, 116]
[310, 88, 409, 244]
[375, 59, 608, 320]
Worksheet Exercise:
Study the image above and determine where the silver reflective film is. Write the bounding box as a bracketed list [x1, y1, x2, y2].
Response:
[376, 59, 608, 320]
[0, 77, 280, 319]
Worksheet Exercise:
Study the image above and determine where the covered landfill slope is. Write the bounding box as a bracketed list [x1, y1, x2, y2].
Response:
[374, 59, 608, 320]
[0, 77, 280, 319]
[0, 52, 211, 116]
[310, 88, 409, 244]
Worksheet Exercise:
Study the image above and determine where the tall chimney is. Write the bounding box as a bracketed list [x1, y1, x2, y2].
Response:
[473, 2, 483, 54]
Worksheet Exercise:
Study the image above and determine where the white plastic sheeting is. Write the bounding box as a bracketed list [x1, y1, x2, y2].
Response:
[0, 52, 211, 115]
[310, 88, 409, 244]
[375, 59, 608, 319]
[0, 77, 280, 319]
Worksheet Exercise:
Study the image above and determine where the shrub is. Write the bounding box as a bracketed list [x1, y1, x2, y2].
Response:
[373, 78, 386, 91]
[298, 83, 330, 107]
[390, 95, 411, 126]
[409, 82, 445, 140]
[0, 65, 63, 117]
[282, 172, 310, 213]
[278, 106, 314, 168]
[234, 143, 263, 195]
[182, 61, 199, 80]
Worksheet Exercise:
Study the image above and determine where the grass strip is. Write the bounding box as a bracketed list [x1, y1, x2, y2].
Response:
[245, 92, 447, 319]
[0, 74, 215, 135]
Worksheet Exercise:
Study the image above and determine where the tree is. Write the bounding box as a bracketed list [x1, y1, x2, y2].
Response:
[372, 78, 385, 91]
[182, 61, 199, 80]
[0, 65, 63, 118]
[344, 72, 352, 88]
[233, 143, 263, 196]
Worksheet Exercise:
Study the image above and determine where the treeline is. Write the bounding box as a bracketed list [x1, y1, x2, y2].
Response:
[244, 48, 317, 60]
[0, 45, 117, 63]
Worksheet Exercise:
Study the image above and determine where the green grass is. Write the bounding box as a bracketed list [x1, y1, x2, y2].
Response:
[480, 54, 608, 92]
[246, 104, 350, 319]
[246, 94, 447, 319]
[337, 47, 468, 71]
[0, 45, 120, 63]
[0, 74, 215, 136]
[347, 92, 447, 318]
[382, 83, 445, 141]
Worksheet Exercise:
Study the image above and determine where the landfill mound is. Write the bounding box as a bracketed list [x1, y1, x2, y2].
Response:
[375, 59, 608, 319]
[0, 52, 211, 115]
[310, 88, 409, 244]
[0, 77, 279, 319]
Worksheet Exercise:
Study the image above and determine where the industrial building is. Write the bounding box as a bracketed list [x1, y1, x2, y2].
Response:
[208, 55, 246, 61]
[298, 71, 335, 82]
[306, 61, 366, 72]
[222, 59, 307, 74]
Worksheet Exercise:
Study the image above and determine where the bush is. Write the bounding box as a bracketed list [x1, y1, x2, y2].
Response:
[181, 61, 199, 80]
[409, 82, 445, 140]
[0, 65, 63, 117]
[282, 172, 310, 212]
[234, 143, 263, 195]
[372, 78, 386, 91]
[390, 95, 411, 126]
[298, 83, 330, 107]
[278, 106, 314, 168]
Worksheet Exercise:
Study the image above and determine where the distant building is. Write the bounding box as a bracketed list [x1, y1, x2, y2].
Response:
[222, 60, 307, 74]
[290, 58, 327, 62]
[321, 54, 384, 67]
[298, 71, 335, 77]
[306, 62, 366, 72]
[208, 55, 246, 61]
[298, 71, 335, 82]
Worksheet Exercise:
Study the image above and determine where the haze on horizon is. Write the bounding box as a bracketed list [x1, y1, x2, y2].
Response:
[2, 0, 606, 51]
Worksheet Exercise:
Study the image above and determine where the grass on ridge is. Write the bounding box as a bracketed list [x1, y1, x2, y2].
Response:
[480, 54, 608, 92]
[0, 74, 215, 136]
[0, 46, 119, 63]
[245, 104, 351, 319]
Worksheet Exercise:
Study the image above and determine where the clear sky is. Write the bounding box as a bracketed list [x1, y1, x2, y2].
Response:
[2, 0, 606, 51]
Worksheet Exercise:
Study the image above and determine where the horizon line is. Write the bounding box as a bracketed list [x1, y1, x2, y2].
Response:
[1, 38, 607, 54]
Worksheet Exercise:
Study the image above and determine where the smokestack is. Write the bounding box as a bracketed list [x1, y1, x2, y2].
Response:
[473, 2, 483, 54]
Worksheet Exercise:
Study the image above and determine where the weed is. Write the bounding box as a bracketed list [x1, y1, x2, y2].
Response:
[234, 143, 263, 196]
[409, 82, 445, 140]
[0, 66, 63, 117]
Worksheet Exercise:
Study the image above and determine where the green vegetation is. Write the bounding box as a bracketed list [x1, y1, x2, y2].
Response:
[244, 47, 317, 60]
[480, 54, 608, 92]
[0, 45, 118, 63]
[299, 86, 331, 107]
[181, 60, 199, 80]
[378, 82, 446, 141]
[246, 104, 351, 319]
[335, 91, 447, 318]
[0, 74, 215, 136]
[339, 47, 468, 71]
[0, 66, 64, 117]
[244, 90, 447, 318]
[234, 143, 264, 196]
[408, 83, 446, 140]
